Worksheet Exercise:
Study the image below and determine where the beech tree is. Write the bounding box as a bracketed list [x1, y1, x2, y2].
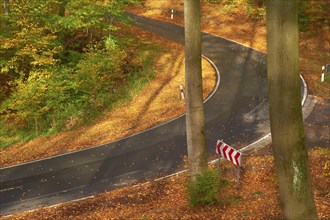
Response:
[2, 0, 10, 14]
[184, 0, 208, 180]
[266, 0, 317, 219]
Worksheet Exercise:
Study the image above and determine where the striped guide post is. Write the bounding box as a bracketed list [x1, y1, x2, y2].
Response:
[216, 140, 242, 188]
[216, 140, 242, 166]
[179, 84, 185, 99]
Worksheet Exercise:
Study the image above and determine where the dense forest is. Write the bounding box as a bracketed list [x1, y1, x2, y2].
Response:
[0, 0, 146, 147]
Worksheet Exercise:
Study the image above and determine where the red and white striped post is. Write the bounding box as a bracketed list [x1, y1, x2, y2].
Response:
[216, 140, 242, 166]
[216, 140, 242, 188]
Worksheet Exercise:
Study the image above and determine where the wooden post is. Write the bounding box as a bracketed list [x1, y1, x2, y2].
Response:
[236, 166, 241, 188]
[236, 153, 242, 188]
[217, 155, 221, 174]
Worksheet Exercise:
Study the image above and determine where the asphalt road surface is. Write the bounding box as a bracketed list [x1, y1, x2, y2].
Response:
[1, 14, 272, 215]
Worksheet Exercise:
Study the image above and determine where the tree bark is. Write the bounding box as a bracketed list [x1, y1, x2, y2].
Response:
[35, 117, 39, 135]
[266, 0, 318, 219]
[3, 0, 10, 14]
[184, 0, 208, 180]
[59, 0, 68, 17]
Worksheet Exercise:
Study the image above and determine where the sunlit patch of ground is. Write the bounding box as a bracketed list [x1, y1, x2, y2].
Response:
[0, 24, 216, 167]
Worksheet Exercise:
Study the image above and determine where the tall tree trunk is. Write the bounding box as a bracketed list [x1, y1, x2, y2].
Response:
[59, 0, 68, 17]
[184, 0, 208, 180]
[35, 117, 39, 135]
[266, 0, 317, 219]
[3, 0, 10, 14]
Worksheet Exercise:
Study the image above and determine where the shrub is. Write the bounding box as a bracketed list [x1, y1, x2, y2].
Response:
[186, 169, 225, 207]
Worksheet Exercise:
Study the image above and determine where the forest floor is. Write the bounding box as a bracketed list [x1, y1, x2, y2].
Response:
[1, 0, 330, 219]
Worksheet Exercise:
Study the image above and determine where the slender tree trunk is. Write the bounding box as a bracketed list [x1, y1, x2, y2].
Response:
[184, 0, 208, 180]
[1, 0, 9, 28]
[35, 117, 39, 135]
[3, 0, 10, 14]
[59, 0, 68, 17]
[52, 115, 56, 129]
[266, 0, 317, 219]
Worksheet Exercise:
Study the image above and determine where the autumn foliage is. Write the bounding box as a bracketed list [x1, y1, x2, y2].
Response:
[0, 0, 141, 147]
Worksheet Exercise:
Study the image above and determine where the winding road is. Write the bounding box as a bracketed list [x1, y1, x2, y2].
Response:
[1, 14, 286, 215]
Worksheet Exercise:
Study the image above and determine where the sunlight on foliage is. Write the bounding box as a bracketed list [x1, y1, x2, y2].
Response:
[0, 0, 140, 147]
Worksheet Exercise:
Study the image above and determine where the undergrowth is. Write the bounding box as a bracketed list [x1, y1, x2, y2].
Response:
[0, 29, 161, 148]
[186, 169, 228, 207]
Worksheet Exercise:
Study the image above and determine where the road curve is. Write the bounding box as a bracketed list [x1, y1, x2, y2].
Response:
[0, 14, 270, 215]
